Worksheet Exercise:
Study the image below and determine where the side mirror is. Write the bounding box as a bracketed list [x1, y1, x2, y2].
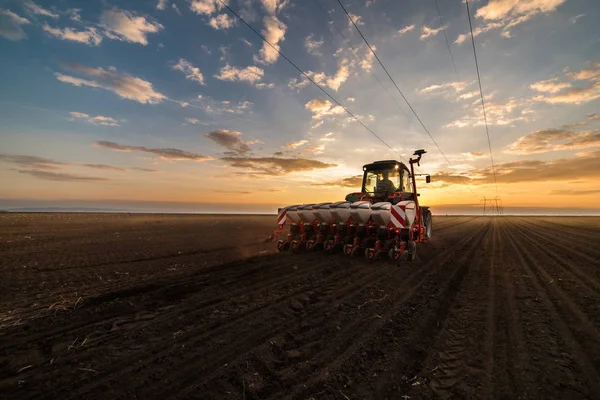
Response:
[426, 175, 431, 183]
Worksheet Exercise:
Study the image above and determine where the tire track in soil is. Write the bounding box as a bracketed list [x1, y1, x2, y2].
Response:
[59, 250, 432, 400]
[2, 255, 377, 396]
[490, 218, 532, 398]
[502, 219, 600, 398]
[510, 218, 600, 294]
[278, 219, 491, 400]
[74, 219, 488, 400]
[404, 218, 496, 399]
[508, 219, 600, 337]
[189, 220, 491, 400]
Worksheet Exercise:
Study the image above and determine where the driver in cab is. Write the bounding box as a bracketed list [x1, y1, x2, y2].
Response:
[376, 171, 396, 194]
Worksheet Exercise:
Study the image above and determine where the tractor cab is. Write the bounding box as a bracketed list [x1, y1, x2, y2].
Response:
[345, 160, 414, 203]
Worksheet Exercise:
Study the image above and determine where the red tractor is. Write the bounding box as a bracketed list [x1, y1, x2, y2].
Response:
[276, 149, 432, 263]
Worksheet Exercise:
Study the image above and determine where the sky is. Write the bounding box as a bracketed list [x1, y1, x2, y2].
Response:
[0, 0, 599, 214]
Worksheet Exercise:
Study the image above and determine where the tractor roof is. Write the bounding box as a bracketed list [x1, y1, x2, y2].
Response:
[362, 160, 407, 171]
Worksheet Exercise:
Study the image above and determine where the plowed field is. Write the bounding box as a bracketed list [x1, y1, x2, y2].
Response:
[2, 213, 600, 399]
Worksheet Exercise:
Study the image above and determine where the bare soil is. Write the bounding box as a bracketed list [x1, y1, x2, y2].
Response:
[1, 213, 600, 399]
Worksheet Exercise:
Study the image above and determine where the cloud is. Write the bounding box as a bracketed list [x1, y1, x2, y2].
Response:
[190, 0, 222, 15]
[347, 13, 364, 27]
[157, 0, 168, 10]
[533, 83, 600, 104]
[568, 59, 600, 81]
[446, 97, 535, 128]
[259, 0, 289, 15]
[420, 25, 442, 40]
[23, 1, 58, 19]
[455, 22, 503, 44]
[254, 15, 286, 64]
[549, 189, 600, 196]
[507, 128, 600, 154]
[418, 81, 471, 95]
[397, 24, 415, 36]
[69, 111, 120, 126]
[100, 9, 163, 45]
[184, 117, 209, 126]
[529, 77, 571, 93]
[305, 99, 345, 120]
[305, 144, 325, 154]
[291, 59, 352, 92]
[588, 113, 600, 121]
[358, 46, 376, 72]
[0, 153, 126, 172]
[172, 58, 205, 85]
[570, 13, 586, 23]
[42, 23, 102, 46]
[530, 60, 600, 104]
[0, 154, 68, 170]
[255, 82, 275, 89]
[203, 129, 259, 156]
[94, 141, 212, 162]
[0, 9, 30, 41]
[214, 64, 264, 84]
[196, 95, 253, 114]
[310, 175, 363, 188]
[463, 151, 488, 160]
[283, 140, 308, 149]
[305, 34, 324, 55]
[455, 0, 567, 41]
[221, 156, 337, 175]
[16, 169, 108, 182]
[209, 14, 236, 30]
[56, 63, 165, 104]
[433, 150, 600, 186]
[319, 132, 336, 142]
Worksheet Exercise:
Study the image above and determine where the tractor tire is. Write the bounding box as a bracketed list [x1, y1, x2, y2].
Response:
[423, 209, 432, 239]
[406, 241, 417, 262]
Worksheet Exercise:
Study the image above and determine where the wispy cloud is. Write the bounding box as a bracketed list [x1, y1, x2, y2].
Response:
[172, 58, 205, 85]
[305, 99, 345, 120]
[100, 9, 163, 46]
[305, 34, 324, 55]
[221, 156, 337, 175]
[420, 25, 442, 40]
[209, 14, 236, 30]
[214, 64, 264, 84]
[529, 77, 572, 94]
[433, 150, 600, 186]
[508, 128, 600, 154]
[94, 141, 212, 162]
[0, 154, 127, 172]
[69, 111, 120, 126]
[157, 0, 168, 11]
[455, 0, 567, 43]
[203, 129, 260, 156]
[310, 175, 362, 188]
[397, 24, 415, 36]
[56, 63, 166, 104]
[23, 1, 58, 19]
[42, 23, 102, 46]
[254, 15, 287, 65]
[0, 9, 30, 41]
[16, 169, 108, 182]
[283, 140, 308, 149]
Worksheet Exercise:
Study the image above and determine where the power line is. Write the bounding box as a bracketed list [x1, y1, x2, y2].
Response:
[217, 0, 408, 163]
[465, 0, 498, 194]
[335, 0, 475, 193]
[434, 0, 464, 94]
[314, 0, 414, 127]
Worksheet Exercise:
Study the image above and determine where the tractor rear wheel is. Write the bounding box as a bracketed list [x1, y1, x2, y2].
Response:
[423, 209, 432, 239]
